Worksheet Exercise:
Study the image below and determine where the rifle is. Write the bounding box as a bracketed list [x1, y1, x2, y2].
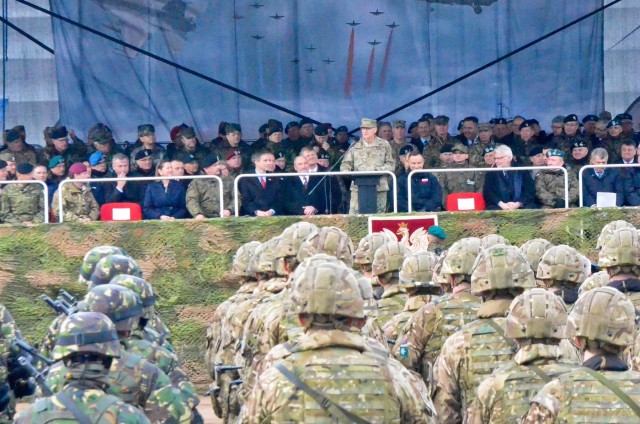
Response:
[59, 289, 77, 305]
[17, 356, 53, 397]
[56, 296, 74, 311]
[386, 339, 396, 345]
[13, 339, 55, 366]
[204, 379, 242, 397]
[214, 365, 243, 374]
[40, 294, 70, 315]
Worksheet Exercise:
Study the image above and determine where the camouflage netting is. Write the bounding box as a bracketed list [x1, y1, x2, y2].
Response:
[2, 208, 638, 388]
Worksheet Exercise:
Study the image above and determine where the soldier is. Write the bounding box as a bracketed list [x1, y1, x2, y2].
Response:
[214, 123, 251, 171]
[52, 162, 100, 222]
[536, 244, 587, 308]
[15, 312, 150, 424]
[480, 233, 510, 249]
[596, 220, 635, 251]
[354, 232, 393, 299]
[520, 238, 554, 275]
[439, 143, 484, 209]
[87, 254, 142, 289]
[128, 124, 165, 170]
[1, 302, 30, 422]
[186, 154, 234, 218]
[167, 126, 209, 165]
[598, 227, 640, 313]
[578, 270, 610, 296]
[382, 252, 440, 342]
[340, 118, 396, 214]
[524, 287, 640, 423]
[240, 261, 436, 423]
[433, 244, 536, 423]
[394, 238, 482, 384]
[467, 288, 578, 423]
[0, 163, 44, 224]
[553, 114, 586, 156]
[373, 241, 411, 327]
[2, 127, 38, 166]
[422, 115, 455, 167]
[469, 122, 496, 167]
[535, 149, 579, 208]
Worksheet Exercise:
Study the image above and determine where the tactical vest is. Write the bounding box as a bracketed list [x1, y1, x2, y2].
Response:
[377, 293, 408, 328]
[24, 391, 120, 423]
[494, 361, 576, 422]
[388, 294, 438, 340]
[273, 349, 402, 423]
[556, 369, 640, 423]
[459, 318, 516, 411]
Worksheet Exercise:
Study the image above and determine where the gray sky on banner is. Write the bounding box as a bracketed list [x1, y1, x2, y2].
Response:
[51, 0, 603, 143]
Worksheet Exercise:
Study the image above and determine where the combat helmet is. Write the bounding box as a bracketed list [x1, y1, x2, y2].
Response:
[505, 288, 568, 340]
[110, 274, 157, 320]
[88, 254, 142, 289]
[291, 261, 364, 319]
[536, 245, 587, 285]
[596, 220, 635, 251]
[480, 234, 511, 250]
[598, 227, 640, 269]
[578, 271, 610, 296]
[519, 238, 554, 273]
[52, 311, 122, 361]
[372, 241, 410, 276]
[566, 286, 635, 349]
[275, 222, 319, 259]
[296, 226, 354, 266]
[441, 237, 481, 277]
[354, 233, 394, 265]
[471, 244, 536, 295]
[399, 252, 438, 288]
[79, 246, 127, 285]
[256, 237, 283, 275]
[232, 241, 261, 277]
[292, 253, 343, 283]
[432, 250, 450, 286]
[77, 284, 143, 332]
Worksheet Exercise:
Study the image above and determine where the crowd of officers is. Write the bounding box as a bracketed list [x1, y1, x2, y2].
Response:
[205, 219, 640, 423]
[1, 109, 640, 222]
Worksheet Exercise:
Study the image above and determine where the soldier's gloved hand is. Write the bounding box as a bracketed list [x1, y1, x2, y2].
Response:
[553, 198, 565, 208]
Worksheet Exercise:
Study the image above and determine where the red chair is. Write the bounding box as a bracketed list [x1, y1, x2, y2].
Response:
[446, 192, 486, 211]
[100, 202, 143, 221]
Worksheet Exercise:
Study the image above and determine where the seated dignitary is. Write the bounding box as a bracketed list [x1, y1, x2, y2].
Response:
[143, 160, 187, 220]
[0, 163, 44, 224]
[582, 147, 623, 207]
[482, 145, 537, 210]
[238, 150, 281, 216]
[186, 154, 233, 218]
[52, 162, 100, 222]
[397, 151, 442, 212]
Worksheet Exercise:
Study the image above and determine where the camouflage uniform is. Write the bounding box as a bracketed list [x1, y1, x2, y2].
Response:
[0, 304, 20, 423]
[373, 241, 411, 327]
[88, 254, 142, 289]
[537, 244, 587, 310]
[51, 183, 100, 222]
[340, 132, 396, 214]
[519, 238, 554, 274]
[534, 168, 579, 208]
[467, 289, 578, 423]
[433, 244, 536, 423]
[19, 312, 151, 424]
[439, 162, 484, 207]
[354, 232, 394, 299]
[469, 142, 495, 167]
[185, 175, 234, 217]
[0, 183, 44, 223]
[241, 260, 436, 423]
[524, 287, 640, 423]
[422, 134, 455, 168]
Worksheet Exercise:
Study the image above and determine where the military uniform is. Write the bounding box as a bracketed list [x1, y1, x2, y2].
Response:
[0, 145, 38, 166]
[376, 285, 408, 328]
[340, 127, 396, 214]
[185, 175, 234, 217]
[0, 304, 19, 422]
[0, 183, 44, 223]
[382, 293, 438, 342]
[422, 134, 455, 168]
[535, 168, 578, 208]
[52, 183, 100, 222]
[128, 143, 166, 170]
[469, 142, 495, 167]
[439, 162, 484, 207]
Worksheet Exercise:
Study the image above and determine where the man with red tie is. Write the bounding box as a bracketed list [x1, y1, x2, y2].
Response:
[238, 150, 281, 216]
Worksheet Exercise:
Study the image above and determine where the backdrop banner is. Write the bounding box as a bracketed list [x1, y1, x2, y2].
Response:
[50, 0, 604, 143]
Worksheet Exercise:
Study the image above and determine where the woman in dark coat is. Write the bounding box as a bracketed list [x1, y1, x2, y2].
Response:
[143, 160, 187, 220]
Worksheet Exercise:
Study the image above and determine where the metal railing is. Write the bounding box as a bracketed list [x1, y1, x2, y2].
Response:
[578, 163, 640, 207]
[233, 171, 398, 217]
[407, 166, 569, 212]
[0, 180, 49, 223]
[57, 175, 224, 223]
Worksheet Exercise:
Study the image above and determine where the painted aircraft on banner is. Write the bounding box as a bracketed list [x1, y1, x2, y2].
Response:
[90, 0, 207, 58]
[418, 0, 499, 14]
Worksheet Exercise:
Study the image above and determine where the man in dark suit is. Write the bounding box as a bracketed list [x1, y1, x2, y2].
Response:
[238, 150, 281, 216]
[483, 144, 537, 210]
[582, 148, 623, 207]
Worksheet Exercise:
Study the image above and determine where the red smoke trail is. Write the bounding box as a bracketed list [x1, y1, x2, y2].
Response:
[366, 46, 375, 93]
[344, 28, 355, 97]
[380, 29, 394, 89]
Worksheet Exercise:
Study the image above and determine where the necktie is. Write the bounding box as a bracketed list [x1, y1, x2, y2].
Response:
[260, 177, 266, 189]
[302, 177, 308, 189]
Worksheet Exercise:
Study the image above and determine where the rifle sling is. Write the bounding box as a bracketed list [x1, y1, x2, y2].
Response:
[56, 392, 93, 424]
[274, 363, 371, 424]
[486, 318, 518, 350]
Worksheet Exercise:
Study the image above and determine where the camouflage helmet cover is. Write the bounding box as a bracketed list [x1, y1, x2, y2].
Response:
[505, 288, 568, 340]
[79, 246, 126, 285]
[566, 286, 635, 347]
[399, 252, 438, 287]
[441, 237, 481, 277]
[519, 238, 554, 272]
[354, 233, 394, 265]
[232, 241, 261, 276]
[110, 274, 156, 320]
[596, 220, 635, 250]
[371, 241, 410, 276]
[52, 311, 122, 361]
[291, 261, 364, 319]
[536, 245, 587, 285]
[471, 244, 536, 295]
[89, 254, 141, 289]
[78, 284, 144, 332]
[256, 237, 282, 274]
[578, 271, 610, 296]
[480, 234, 511, 250]
[275, 222, 319, 259]
[296, 226, 354, 266]
[432, 250, 450, 286]
[598, 227, 640, 268]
